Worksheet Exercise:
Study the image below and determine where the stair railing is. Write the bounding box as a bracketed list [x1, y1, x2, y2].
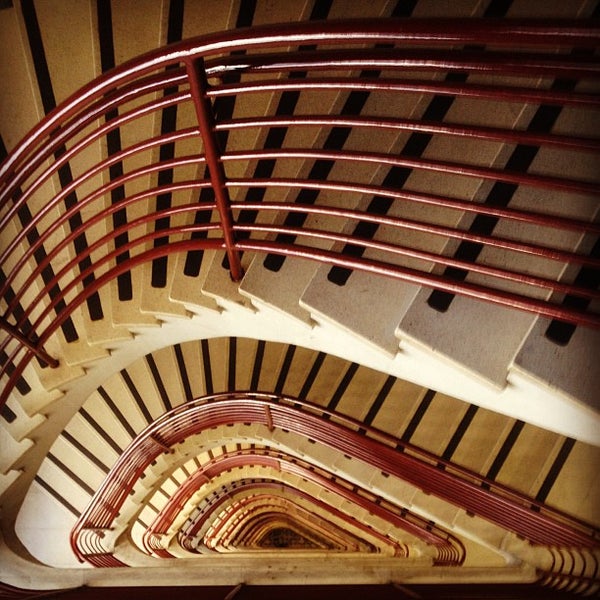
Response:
[1, 19, 599, 406]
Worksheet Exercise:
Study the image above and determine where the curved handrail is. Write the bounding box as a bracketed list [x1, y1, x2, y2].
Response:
[1, 18, 599, 406]
[69, 392, 600, 565]
[180, 483, 399, 555]
[140, 449, 461, 562]
[203, 493, 386, 553]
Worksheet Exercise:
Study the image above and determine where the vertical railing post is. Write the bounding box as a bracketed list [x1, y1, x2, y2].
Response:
[264, 404, 274, 431]
[185, 58, 244, 281]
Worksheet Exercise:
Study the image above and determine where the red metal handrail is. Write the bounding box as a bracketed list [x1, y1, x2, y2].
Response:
[1, 18, 599, 406]
[141, 449, 461, 562]
[69, 392, 599, 566]
[179, 482, 403, 556]
[212, 76, 600, 107]
[203, 493, 380, 553]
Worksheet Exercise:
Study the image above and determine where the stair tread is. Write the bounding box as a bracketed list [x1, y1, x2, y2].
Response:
[399, 290, 535, 386]
[83, 318, 133, 347]
[0, 5, 45, 150]
[201, 251, 255, 307]
[301, 268, 416, 354]
[110, 269, 160, 327]
[241, 258, 320, 324]
[169, 252, 221, 313]
[140, 269, 189, 318]
[0, 428, 33, 473]
[59, 338, 109, 367]
[514, 320, 600, 412]
[1, 399, 45, 442]
[36, 459, 91, 514]
[35, 357, 86, 393]
[238, 60, 438, 330]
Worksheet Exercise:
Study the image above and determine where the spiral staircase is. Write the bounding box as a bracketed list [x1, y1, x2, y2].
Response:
[0, 1, 599, 598]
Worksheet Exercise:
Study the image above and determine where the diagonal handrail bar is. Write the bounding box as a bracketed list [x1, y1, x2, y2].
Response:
[185, 58, 243, 281]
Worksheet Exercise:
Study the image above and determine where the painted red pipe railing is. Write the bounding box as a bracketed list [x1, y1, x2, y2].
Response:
[203, 494, 373, 553]
[536, 547, 600, 596]
[178, 482, 403, 557]
[140, 448, 461, 562]
[70, 393, 599, 566]
[1, 19, 599, 406]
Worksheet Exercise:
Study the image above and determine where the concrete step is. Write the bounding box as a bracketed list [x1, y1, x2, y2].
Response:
[238, 72, 430, 327]
[513, 319, 600, 415]
[299, 79, 539, 358]
[198, 1, 344, 315]
[0, 397, 45, 443]
[48, 433, 108, 493]
[36, 455, 91, 515]
[0, 427, 33, 473]
[169, 250, 222, 314]
[398, 240, 598, 391]
[237, 0, 484, 330]
[5, 363, 64, 418]
[201, 250, 257, 309]
[397, 155, 599, 389]
[88, 376, 154, 441]
[0, 6, 45, 150]
[35, 349, 86, 394]
[542, 441, 600, 526]
[491, 423, 567, 497]
[110, 271, 161, 329]
[83, 316, 133, 348]
[62, 410, 122, 469]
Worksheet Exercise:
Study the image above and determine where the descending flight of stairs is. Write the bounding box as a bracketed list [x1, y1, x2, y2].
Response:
[0, 0, 599, 596]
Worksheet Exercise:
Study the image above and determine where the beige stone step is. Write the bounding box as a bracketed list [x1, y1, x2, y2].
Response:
[293, 0, 514, 355]
[201, 251, 256, 308]
[0, 427, 33, 473]
[3, 0, 137, 358]
[0, 6, 44, 149]
[395, 92, 600, 386]
[111, 286, 162, 328]
[83, 316, 133, 348]
[5, 364, 64, 418]
[169, 250, 222, 314]
[301, 94, 537, 361]
[88, 378, 151, 442]
[34, 351, 86, 395]
[237, 0, 451, 326]
[491, 422, 564, 497]
[35, 453, 92, 515]
[446, 409, 517, 476]
[178, 2, 328, 314]
[513, 319, 600, 415]
[238, 81, 421, 327]
[48, 432, 110, 493]
[542, 440, 600, 526]
[62, 410, 122, 470]
[0, 397, 45, 442]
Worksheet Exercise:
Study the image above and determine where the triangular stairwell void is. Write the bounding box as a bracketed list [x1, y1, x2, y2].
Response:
[0, 2, 599, 599]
